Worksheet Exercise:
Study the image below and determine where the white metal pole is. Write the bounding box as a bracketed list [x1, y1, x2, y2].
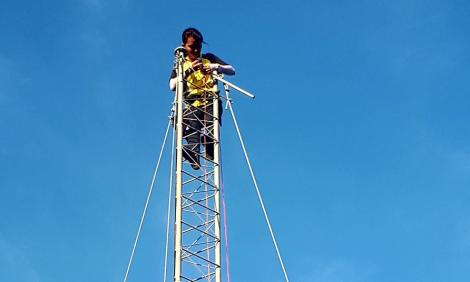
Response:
[213, 89, 221, 282]
[213, 73, 255, 99]
[174, 49, 185, 282]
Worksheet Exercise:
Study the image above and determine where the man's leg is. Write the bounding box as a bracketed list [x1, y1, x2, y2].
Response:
[183, 106, 201, 169]
[201, 102, 215, 161]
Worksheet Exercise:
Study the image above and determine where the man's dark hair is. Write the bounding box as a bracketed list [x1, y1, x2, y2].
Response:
[182, 27, 204, 44]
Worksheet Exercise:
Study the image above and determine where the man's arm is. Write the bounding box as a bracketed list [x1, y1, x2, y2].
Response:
[169, 68, 177, 91]
[203, 53, 236, 76]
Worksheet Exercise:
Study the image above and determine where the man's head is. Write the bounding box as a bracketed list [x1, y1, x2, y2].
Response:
[182, 27, 203, 61]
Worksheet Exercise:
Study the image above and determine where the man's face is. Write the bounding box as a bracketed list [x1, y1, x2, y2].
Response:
[183, 36, 202, 60]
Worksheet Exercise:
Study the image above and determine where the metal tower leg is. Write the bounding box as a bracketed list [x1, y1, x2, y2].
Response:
[174, 51, 185, 282]
[213, 95, 221, 282]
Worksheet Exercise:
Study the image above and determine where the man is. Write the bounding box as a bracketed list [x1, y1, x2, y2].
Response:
[169, 28, 235, 170]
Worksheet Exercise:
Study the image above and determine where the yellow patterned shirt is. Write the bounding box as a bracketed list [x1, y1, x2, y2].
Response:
[183, 58, 216, 107]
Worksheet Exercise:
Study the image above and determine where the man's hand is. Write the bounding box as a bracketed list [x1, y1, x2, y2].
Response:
[201, 65, 212, 75]
[191, 60, 212, 75]
[191, 60, 203, 71]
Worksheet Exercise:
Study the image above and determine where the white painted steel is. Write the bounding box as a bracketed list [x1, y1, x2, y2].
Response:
[174, 50, 185, 282]
[213, 90, 221, 282]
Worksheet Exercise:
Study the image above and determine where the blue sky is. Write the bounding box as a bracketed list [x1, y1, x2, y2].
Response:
[1, 0, 470, 281]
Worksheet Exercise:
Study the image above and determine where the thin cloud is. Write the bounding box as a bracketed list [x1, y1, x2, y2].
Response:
[81, 0, 129, 11]
[456, 217, 470, 252]
[0, 54, 19, 100]
[0, 236, 43, 282]
[297, 259, 377, 282]
[82, 0, 105, 10]
[449, 150, 470, 174]
[80, 29, 110, 54]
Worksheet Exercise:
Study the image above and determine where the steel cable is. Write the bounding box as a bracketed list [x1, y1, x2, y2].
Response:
[123, 106, 174, 282]
[224, 89, 290, 282]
